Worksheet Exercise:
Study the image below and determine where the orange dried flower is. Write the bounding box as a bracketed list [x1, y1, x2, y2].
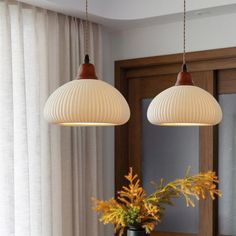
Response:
[93, 167, 221, 235]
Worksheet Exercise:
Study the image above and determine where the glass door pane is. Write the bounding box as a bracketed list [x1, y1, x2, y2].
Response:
[141, 99, 199, 233]
[219, 94, 236, 236]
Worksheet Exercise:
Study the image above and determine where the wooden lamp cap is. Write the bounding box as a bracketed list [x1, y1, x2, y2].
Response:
[77, 55, 97, 80]
[175, 64, 194, 86]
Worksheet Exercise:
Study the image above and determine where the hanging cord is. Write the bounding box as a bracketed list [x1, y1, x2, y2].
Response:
[84, 0, 90, 63]
[182, 0, 187, 71]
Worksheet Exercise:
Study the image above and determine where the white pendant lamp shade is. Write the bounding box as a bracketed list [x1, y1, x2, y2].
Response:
[44, 79, 130, 126]
[147, 85, 222, 126]
[44, 0, 130, 127]
[44, 56, 130, 126]
[147, 0, 222, 127]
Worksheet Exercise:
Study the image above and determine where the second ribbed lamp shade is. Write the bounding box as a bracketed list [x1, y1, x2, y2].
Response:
[147, 85, 222, 126]
[44, 79, 130, 126]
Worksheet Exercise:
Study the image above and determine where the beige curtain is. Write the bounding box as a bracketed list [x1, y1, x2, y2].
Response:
[0, 1, 106, 235]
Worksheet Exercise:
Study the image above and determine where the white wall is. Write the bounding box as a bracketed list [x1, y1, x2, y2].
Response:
[111, 12, 236, 61]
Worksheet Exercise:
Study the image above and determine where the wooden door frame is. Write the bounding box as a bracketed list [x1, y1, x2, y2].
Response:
[115, 47, 236, 192]
[115, 47, 236, 236]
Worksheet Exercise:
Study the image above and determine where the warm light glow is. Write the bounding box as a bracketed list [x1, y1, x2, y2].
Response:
[159, 123, 211, 126]
[44, 79, 130, 126]
[60, 122, 115, 126]
[147, 85, 223, 126]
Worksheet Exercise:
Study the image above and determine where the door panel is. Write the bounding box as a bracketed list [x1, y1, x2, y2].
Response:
[218, 94, 236, 236]
[127, 71, 216, 236]
[141, 99, 199, 234]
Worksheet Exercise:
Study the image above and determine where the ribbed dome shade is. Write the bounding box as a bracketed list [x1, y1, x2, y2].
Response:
[147, 85, 222, 126]
[44, 79, 130, 126]
[44, 55, 130, 126]
[147, 0, 223, 127]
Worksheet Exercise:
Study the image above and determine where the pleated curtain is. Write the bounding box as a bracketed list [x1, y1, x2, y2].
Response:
[0, 1, 106, 236]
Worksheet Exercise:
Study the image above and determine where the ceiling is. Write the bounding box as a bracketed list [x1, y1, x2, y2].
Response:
[19, 0, 236, 30]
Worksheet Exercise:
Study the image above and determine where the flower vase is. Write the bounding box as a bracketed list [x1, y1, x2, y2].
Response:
[127, 228, 150, 236]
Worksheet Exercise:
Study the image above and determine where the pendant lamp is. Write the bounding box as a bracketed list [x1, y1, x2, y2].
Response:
[44, 0, 130, 126]
[147, 0, 222, 126]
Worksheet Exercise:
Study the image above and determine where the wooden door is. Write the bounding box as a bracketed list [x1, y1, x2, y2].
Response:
[115, 47, 236, 236]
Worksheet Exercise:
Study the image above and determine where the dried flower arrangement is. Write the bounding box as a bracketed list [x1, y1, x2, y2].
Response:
[93, 167, 221, 236]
